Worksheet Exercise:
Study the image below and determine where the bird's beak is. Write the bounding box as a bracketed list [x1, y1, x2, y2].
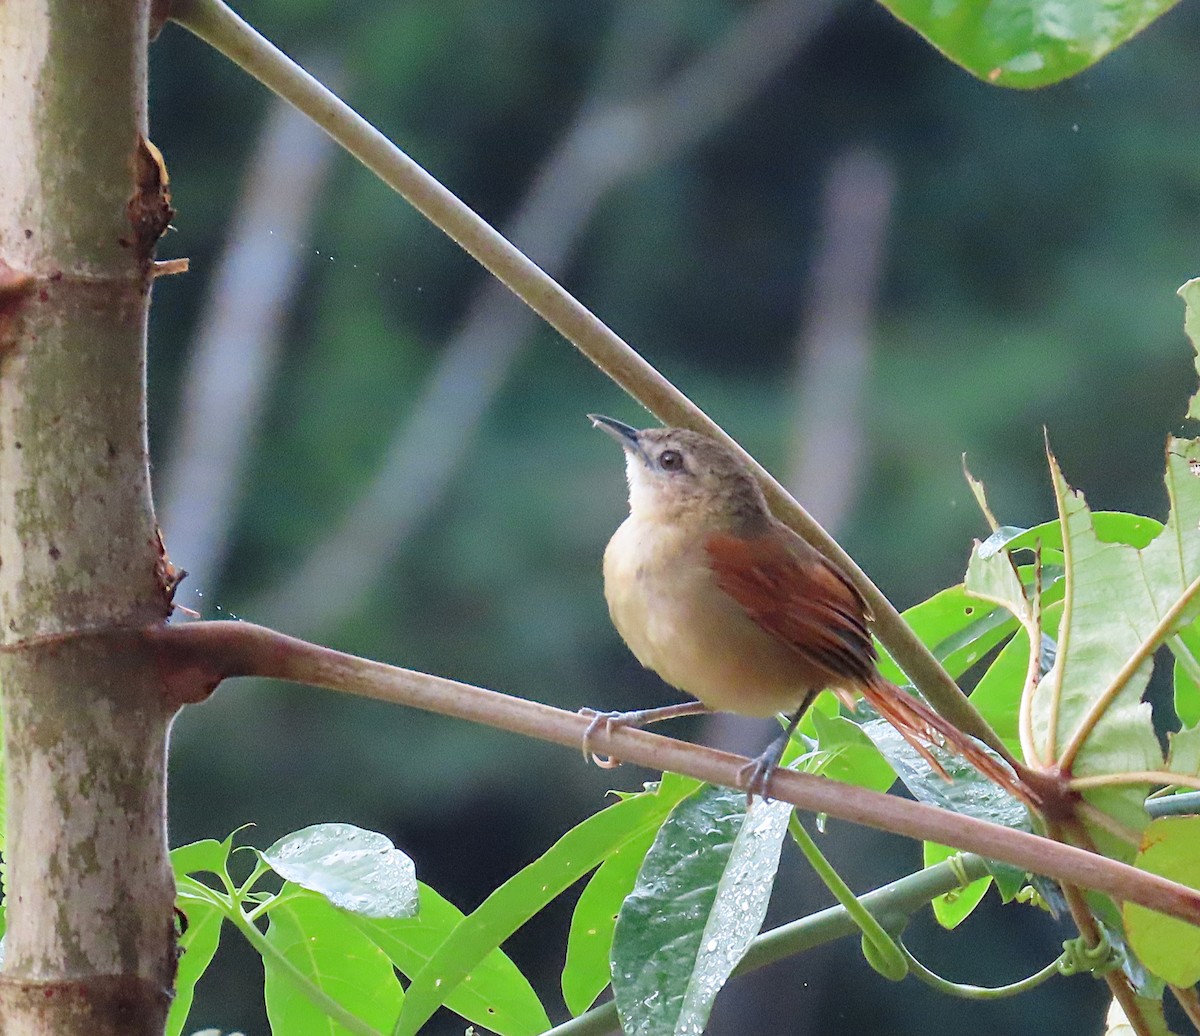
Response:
[588, 414, 643, 455]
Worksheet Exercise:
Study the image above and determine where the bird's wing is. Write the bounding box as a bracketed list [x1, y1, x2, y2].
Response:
[707, 529, 1038, 807]
[704, 528, 877, 690]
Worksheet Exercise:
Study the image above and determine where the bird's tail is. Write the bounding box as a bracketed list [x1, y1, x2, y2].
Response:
[855, 675, 1037, 809]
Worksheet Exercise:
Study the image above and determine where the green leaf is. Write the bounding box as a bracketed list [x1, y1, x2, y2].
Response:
[965, 533, 1032, 622]
[562, 827, 657, 1016]
[1123, 816, 1200, 986]
[611, 784, 791, 1036]
[166, 898, 223, 1036]
[391, 774, 699, 1036]
[922, 843, 991, 929]
[263, 889, 403, 1035]
[1182, 278, 1200, 422]
[1171, 618, 1200, 727]
[1031, 446, 1200, 796]
[809, 710, 896, 793]
[264, 823, 417, 920]
[348, 883, 549, 1036]
[1001, 513, 1163, 554]
[878, 0, 1182, 89]
[861, 711, 1030, 833]
[1166, 725, 1200, 777]
[171, 839, 231, 880]
[967, 628, 1030, 754]
[874, 585, 1014, 687]
[968, 600, 1063, 759]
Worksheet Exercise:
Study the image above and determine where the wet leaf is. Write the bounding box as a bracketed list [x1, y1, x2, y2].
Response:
[611, 784, 791, 1036]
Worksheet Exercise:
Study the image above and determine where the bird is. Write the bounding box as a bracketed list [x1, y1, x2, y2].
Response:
[585, 414, 1027, 803]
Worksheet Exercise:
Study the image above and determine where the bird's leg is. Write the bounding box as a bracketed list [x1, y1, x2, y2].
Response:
[738, 693, 816, 804]
[579, 701, 711, 769]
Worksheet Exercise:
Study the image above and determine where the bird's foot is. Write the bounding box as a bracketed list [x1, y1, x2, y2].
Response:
[578, 700, 711, 770]
[578, 708, 642, 769]
[736, 733, 789, 805]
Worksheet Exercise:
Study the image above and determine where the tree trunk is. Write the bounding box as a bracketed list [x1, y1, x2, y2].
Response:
[0, 1, 178, 1033]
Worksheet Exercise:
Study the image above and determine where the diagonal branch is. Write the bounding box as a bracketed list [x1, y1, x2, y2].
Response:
[146, 619, 1200, 927]
[169, 0, 1004, 759]
[247, 0, 837, 632]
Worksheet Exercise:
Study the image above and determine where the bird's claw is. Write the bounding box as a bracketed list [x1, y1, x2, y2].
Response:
[737, 732, 792, 805]
[579, 708, 632, 769]
[737, 755, 776, 806]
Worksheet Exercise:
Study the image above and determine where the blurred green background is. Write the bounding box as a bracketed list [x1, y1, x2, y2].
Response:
[150, 0, 1199, 1031]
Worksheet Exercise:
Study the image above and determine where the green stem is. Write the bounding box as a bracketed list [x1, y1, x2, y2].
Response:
[235, 856, 274, 900]
[228, 905, 385, 1036]
[244, 886, 304, 925]
[542, 854, 990, 1035]
[787, 813, 907, 981]
[1147, 790, 1200, 817]
[901, 943, 1064, 999]
[166, 0, 1006, 761]
[176, 874, 231, 911]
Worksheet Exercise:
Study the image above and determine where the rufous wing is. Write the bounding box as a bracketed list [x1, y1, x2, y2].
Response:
[706, 526, 1036, 806]
[704, 527, 877, 690]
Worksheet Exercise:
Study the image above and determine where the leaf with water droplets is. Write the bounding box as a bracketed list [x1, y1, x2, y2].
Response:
[611, 784, 791, 1036]
[263, 823, 418, 919]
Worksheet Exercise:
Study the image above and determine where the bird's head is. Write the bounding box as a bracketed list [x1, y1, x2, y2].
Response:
[589, 415, 770, 533]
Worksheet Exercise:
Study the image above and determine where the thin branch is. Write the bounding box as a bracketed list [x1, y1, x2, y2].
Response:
[1055, 873, 1155, 1036]
[169, 0, 1005, 763]
[247, 0, 837, 632]
[545, 854, 992, 1036]
[147, 619, 1200, 927]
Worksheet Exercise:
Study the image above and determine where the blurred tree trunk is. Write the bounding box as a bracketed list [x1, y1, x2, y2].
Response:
[0, 1, 178, 1033]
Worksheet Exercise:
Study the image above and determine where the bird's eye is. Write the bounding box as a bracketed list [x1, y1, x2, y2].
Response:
[658, 449, 685, 472]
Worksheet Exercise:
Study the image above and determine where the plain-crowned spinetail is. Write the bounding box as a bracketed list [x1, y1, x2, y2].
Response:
[586, 414, 1027, 802]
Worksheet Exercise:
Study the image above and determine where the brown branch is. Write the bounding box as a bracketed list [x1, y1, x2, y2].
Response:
[1059, 879, 1156, 1036]
[147, 619, 1200, 928]
[168, 0, 1003, 766]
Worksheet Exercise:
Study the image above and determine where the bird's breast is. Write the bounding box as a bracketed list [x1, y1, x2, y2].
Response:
[603, 517, 816, 716]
